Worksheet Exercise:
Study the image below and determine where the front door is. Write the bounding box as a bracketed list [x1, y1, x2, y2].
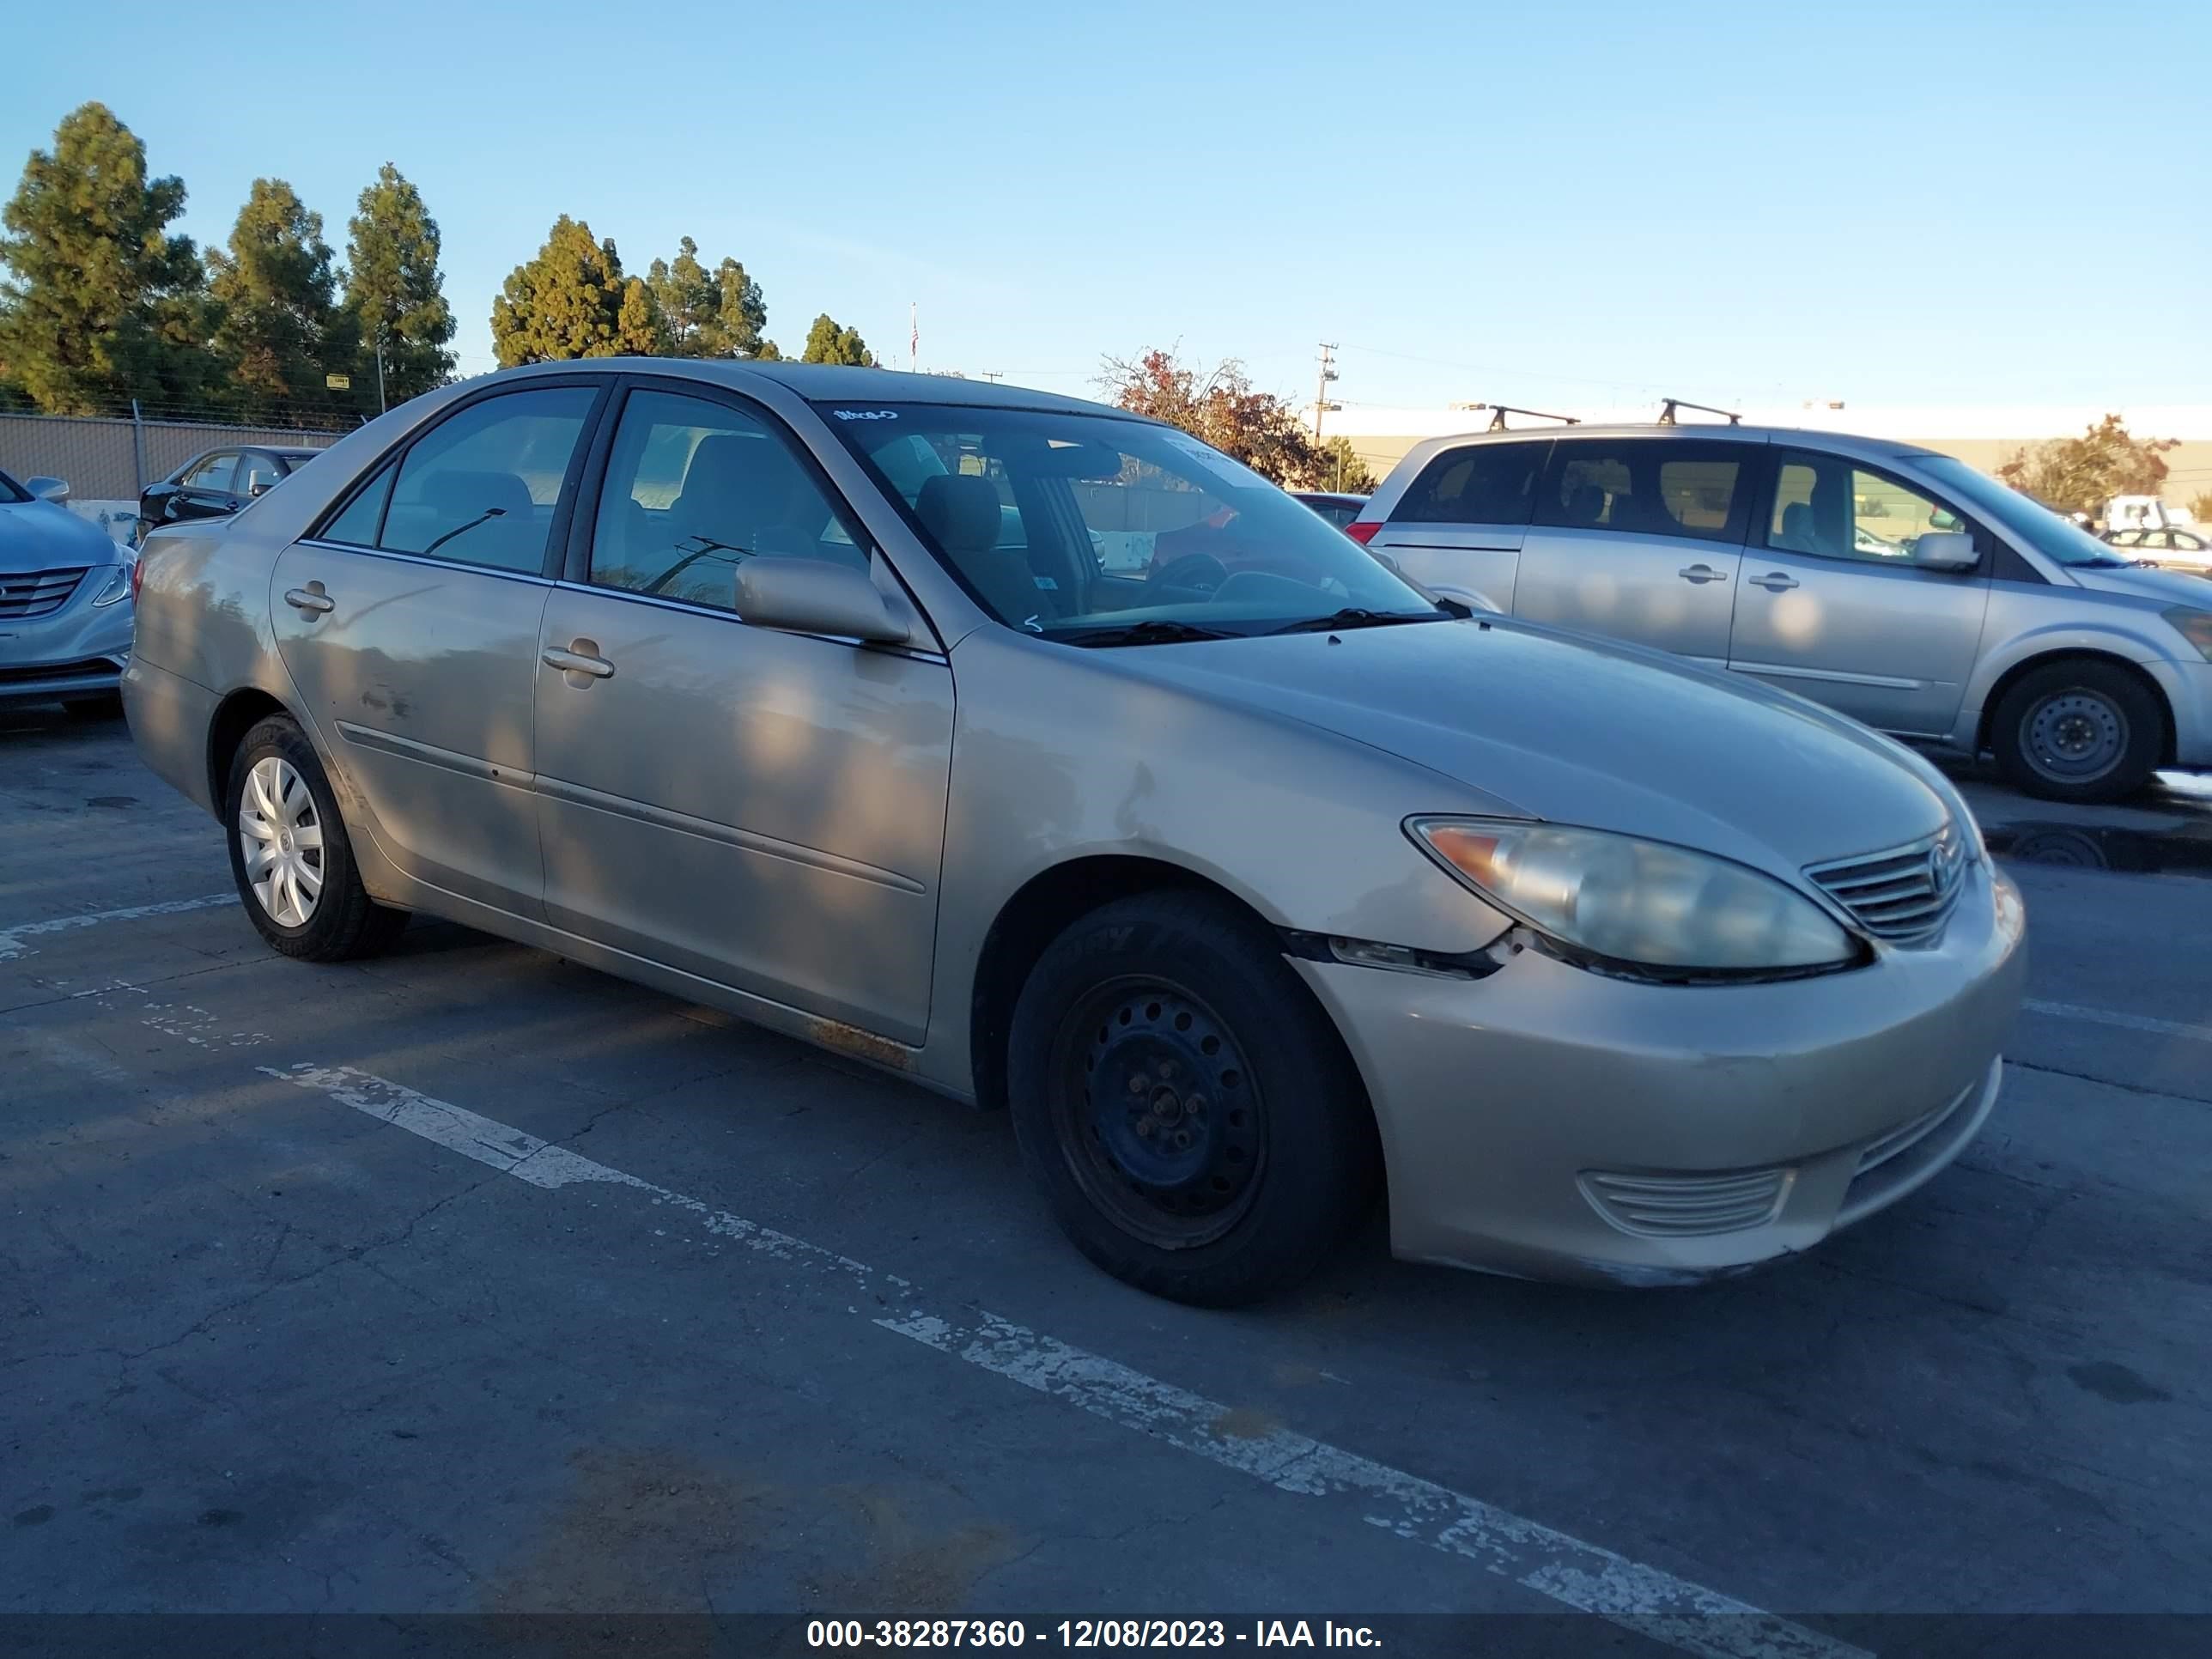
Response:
[1727, 448, 1992, 736]
[532, 384, 954, 1044]
[270, 382, 601, 915]
[1510, 437, 1756, 665]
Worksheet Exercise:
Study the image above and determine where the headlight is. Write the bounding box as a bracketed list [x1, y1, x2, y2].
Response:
[1407, 817, 1857, 975]
[90, 564, 134, 606]
[2164, 606, 2212, 662]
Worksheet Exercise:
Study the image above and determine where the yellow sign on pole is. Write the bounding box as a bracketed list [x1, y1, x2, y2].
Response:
[325, 373, 351, 391]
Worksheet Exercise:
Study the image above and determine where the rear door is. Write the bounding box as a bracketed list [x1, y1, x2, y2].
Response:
[1365, 440, 1550, 611]
[532, 381, 955, 1044]
[1726, 448, 1992, 736]
[1513, 437, 1755, 665]
[270, 381, 603, 916]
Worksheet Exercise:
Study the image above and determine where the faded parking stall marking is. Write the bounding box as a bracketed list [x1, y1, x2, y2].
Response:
[0, 892, 234, 961]
[249, 1057, 1853, 1659]
[2022, 998, 2212, 1044]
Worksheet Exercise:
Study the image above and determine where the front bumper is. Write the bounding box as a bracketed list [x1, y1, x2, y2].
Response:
[0, 566, 135, 705]
[1295, 860, 2027, 1285]
[2153, 658, 2212, 769]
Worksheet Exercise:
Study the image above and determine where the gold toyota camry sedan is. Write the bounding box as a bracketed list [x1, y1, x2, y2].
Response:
[125, 362, 2026, 1304]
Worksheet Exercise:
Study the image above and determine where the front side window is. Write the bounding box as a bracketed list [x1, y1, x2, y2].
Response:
[819, 403, 1442, 642]
[1534, 441, 1750, 543]
[183, 453, 237, 491]
[1912, 454, 2132, 568]
[376, 387, 597, 573]
[589, 389, 866, 612]
[1395, 441, 1549, 526]
[1767, 450, 1970, 566]
[240, 454, 286, 496]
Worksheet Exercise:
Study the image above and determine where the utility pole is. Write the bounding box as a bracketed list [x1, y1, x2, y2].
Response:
[1314, 343, 1340, 441]
[981, 370, 1003, 384]
[374, 331, 388, 415]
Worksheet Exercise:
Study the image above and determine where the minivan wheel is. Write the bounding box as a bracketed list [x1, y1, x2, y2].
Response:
[1006, 893, 1376, 1306]
[1991, 660, 2163, 804]
[224, 715, 408, 961]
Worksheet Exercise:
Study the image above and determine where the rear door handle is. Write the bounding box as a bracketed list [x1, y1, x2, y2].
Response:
[283, 582, 334, 615]
[543, 641, 615, 681]
[1677, 563, 1726, 584]
[1749, 572, 1800, 592]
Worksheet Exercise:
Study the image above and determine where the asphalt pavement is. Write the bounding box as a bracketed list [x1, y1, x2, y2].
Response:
[3, 708, 2208, 1654]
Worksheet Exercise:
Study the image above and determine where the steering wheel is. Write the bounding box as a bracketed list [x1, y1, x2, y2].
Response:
[1151, 552, 1229, 594]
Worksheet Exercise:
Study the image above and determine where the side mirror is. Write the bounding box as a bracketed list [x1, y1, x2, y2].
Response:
[736, 557, 910, 645]
[1911, 530, 1978, 572]
[249, 479, 272, 498]
[25, 476, 70, 504]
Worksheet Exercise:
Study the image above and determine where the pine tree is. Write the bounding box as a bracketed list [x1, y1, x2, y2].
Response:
[491, 216, 644, 366]
[647, 236, 769, 358]
[799, 313, 874, 367]
[343, 162, 454, 405]
[0, 102, 210, 414]
[207, 179, 360, 420]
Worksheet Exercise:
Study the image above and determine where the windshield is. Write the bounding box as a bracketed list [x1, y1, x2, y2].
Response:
[817, 402, 1443, 641]
[1915, 455, 2136, 568]
[0, 469, 29, 505]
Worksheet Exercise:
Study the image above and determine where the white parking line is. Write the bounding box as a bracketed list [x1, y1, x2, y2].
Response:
[0, 892, 234, 961]
[2023, 999, 2212, 1045]
[254, 1059, 1861, 1659]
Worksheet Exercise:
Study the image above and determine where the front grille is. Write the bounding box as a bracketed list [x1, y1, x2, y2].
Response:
[1805, 823, 1967, 945]
[1578, 1168, 1790, 1237]
[0, 567, 89, 619]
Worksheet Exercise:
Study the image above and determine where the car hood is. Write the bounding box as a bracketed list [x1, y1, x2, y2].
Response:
[2063, 562, 2212, 605]
[0, 500, 119, 573]
[1124, 617, 1954, 876]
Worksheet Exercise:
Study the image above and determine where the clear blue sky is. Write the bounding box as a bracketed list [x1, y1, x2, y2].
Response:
[9, 0, 2207, 413]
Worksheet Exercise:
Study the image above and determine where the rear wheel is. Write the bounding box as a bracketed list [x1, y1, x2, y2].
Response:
[224, 715, 408, 961]
[1006, 893, 1376, 1306]
[1991, 659, 2164, 805]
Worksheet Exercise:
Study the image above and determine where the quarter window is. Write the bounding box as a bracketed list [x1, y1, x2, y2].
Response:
[589, 388, 866, 613]
[1395, 441, 1548, 525]
[1534, 441, 1751, 543]
[376, 387, 597, 574]
[1767, 451, 1972, 566]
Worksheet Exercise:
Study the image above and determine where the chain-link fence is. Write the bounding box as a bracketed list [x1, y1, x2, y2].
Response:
[0, 409, 344, 542]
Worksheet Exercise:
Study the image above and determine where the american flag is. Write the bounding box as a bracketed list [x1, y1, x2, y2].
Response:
[909, 303, 918, 372]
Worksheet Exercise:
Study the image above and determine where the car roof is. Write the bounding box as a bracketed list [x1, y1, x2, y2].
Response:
[484, 356, 1140, 420]
[1375, 421, 1950, 483]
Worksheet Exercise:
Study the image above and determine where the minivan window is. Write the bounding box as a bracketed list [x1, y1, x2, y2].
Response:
[377, 387, 597, 574]
[1395, 441, 1547, 525]
[820, 403, 1442, 641]
[1766, 451, 1966, 566]
[590, 388, 866, 611]
[1534, 441, 1751, 543]
[1914, 455, 2135, 568]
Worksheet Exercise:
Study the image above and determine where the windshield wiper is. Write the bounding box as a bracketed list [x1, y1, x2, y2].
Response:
[1048, 618, 1243, 648]
[1265, 606, 1445, 635]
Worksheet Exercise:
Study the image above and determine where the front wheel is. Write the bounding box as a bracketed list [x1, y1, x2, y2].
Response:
[224, 715, 409, 961]
[1006, 893, 1377, 1306]
[1990, 660, 2164, 805]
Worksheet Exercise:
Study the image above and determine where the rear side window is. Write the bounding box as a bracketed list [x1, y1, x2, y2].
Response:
[1394, 441, 1548, 525]
[1535, 441, 1753, 544]
[375, 387, 597, 574]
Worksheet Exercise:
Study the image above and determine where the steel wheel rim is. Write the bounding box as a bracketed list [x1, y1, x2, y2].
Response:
[1048, 976, 1265, 1250]
[238, 756, 325, 927]
[2022, 690, 2128, 781]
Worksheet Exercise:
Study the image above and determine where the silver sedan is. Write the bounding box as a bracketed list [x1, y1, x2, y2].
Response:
[123, 362, 2026, 1304]
[1, 468, 137, 710]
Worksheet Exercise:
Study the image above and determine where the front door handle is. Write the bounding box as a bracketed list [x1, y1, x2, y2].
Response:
[1677, 563, 1726, 584]
[543, 640, 615, 681]
[1749, 572, 1800, 592]
[283, 582, 334, 615]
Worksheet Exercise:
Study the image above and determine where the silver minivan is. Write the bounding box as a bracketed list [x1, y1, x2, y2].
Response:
[1352, 425, 2212, 802]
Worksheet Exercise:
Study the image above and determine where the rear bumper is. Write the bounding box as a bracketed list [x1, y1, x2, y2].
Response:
[1295, 860, 2027, 1285]
[120, 653, 222, 815]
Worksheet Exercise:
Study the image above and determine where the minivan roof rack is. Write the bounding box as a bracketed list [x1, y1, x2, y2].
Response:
[1470, 404, 1580, 432]
[1656, 397, 1742, 427]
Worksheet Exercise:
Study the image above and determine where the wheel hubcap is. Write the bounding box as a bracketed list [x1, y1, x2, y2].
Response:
[2023, 691, 2127, 781]
[238, 756, 325, 927]
[1054, 981, 1262, 1249]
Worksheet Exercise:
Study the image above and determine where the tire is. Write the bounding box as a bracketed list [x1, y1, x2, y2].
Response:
[64, 693, 124, 720]
[1006, 892, 1376, 1307]
[1990, 659, 2165, 805]
[224, 714, 409, 961]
